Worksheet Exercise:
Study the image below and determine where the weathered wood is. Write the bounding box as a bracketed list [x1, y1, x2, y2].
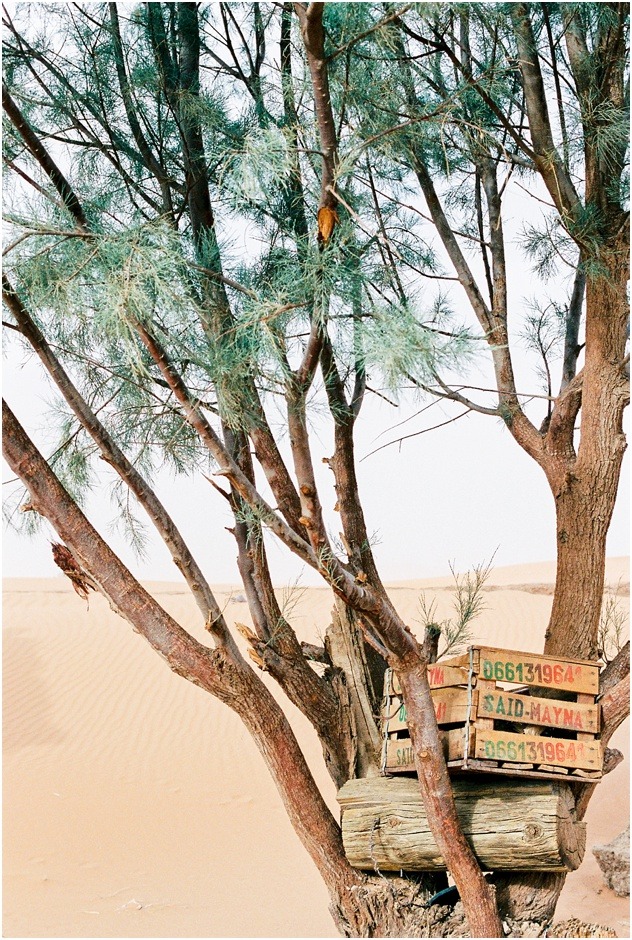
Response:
[475, 679, 496, 732]
[390, 660, 469, 694]
[448, 759, 597, 782]
[384, 737, 416, 772]
[475, 729, 602, 772]
[575, 692, 599, 743]
[338, 777, 586, 872]
[326, 599, 383, 779]
[476, 647, 599, 695]
[384, 727, 467, 773]
[385, 725, 603, 778]
[477, 689, 600, 734]
[381, 649, 604, 781]
[383, 687, 471, 731]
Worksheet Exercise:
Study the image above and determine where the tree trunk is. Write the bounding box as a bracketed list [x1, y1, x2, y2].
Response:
[544, 234, 629, 662]
[398, 662, 505, 938]
[545, 478, 614, 661]
[491, 870, 566, 927]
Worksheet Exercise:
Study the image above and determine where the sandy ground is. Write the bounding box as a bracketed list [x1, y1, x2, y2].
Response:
[3, 558, 630, 938]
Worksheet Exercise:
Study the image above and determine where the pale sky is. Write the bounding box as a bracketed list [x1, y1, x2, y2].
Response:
[3, 333, 629, 587]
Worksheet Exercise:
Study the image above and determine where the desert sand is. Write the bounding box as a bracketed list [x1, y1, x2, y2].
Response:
[3, 558, 630, 938]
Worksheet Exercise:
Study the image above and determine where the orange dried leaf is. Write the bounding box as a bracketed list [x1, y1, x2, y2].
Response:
[317, 206, 339, 245]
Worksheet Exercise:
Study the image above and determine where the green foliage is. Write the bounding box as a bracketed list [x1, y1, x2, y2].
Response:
[519, 215, 576, 280]
[417, 557, 494, 659]
[358, 295, 473, 394]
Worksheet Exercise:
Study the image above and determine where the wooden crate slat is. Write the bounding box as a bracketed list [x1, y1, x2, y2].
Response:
[390, 662, 470, 695]
[384, 728, 466, 773]
[384, 738, 416, 772]
[383, 688, 471, 731]
[476, 689, 600, 734]
[475, 647, 599, 695]
[445, 726, 470, 761]
[382, 697, 407, 732]
[474, 728, 602, 772]
[457, 760, 599, 783]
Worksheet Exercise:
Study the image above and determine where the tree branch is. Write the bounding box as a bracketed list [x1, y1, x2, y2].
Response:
[2, 276, 230, 644]
[560, 263, 586, 391]
[2, 84, 89, 231]
[410, 371, 500, 417]
[601, 640, 630, 695]
[132, 318, 317, 567]
[108, 3, 175, 217]
[412, 156, 493, 333]
[294, 2, 338, 216]
[2, 397, 363, 910]
[2, 398, 222, 676]
[510, 4, 582, 226]
[225, 424, 352, 787]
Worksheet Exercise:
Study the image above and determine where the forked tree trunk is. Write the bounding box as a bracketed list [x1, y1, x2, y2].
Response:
[544, 239, 628, 662]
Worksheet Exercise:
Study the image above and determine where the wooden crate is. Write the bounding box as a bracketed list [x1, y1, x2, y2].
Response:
[381, 646, 603, 782]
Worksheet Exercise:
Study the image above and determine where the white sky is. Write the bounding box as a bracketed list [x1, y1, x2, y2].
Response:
[3, 336, 629, 586]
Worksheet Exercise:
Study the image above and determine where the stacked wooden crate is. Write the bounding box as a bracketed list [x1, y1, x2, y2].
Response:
[381, 646, 603, 781]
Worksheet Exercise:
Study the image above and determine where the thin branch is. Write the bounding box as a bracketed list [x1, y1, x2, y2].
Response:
[560, 262, 586, 391]
[410, 372, 501, 417]
[326, 4, 413, 62]
[542, 5, 570, 175]
[108, 3, 175, 217]
[510, 4, 582, 226]
[363, 408, 472, 460]
[2, 84, 89, 230]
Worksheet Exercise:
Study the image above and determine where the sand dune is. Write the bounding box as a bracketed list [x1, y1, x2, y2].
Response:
[3, 559, 629, 937]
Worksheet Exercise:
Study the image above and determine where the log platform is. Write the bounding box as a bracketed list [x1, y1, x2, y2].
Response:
[338, 776, 586, 873]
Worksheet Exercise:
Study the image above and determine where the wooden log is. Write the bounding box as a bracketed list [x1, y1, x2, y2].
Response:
[338, 777, 586, 873]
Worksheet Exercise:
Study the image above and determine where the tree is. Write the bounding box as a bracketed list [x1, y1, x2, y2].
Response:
[2, 3, 628, 937]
